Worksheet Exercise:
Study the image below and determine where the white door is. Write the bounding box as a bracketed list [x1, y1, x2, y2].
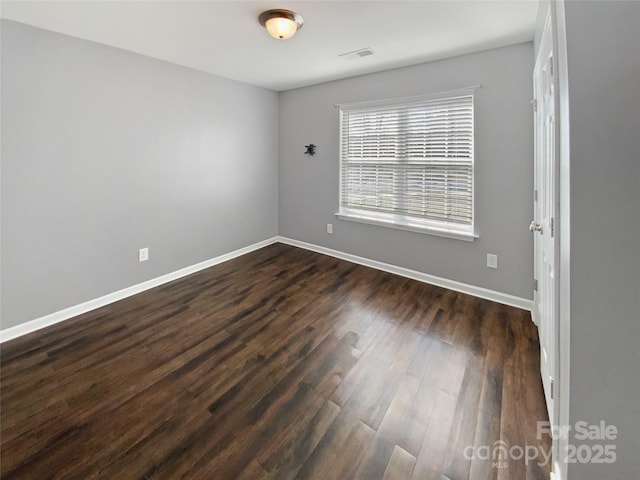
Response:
[533, 12, 558, 429]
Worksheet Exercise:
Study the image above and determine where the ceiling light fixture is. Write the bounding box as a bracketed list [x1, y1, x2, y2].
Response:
[259, 9, 304, 40]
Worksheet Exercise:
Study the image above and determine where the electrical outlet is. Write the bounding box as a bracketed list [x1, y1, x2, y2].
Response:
[139, 247, 149, 262]
[486, 253, 498, 269]
[327, 223, 333, 234]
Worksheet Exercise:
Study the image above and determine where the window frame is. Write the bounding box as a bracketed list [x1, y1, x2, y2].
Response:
[336, 88, 478, 242]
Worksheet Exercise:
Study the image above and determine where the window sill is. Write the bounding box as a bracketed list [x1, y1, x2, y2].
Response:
[335, 212, 478, 242]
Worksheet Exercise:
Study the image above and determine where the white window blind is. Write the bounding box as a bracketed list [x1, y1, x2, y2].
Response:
[339, 92, 475, 238]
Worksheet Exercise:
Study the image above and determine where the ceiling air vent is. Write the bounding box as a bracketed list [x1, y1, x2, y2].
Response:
[339, 47, 374, 59]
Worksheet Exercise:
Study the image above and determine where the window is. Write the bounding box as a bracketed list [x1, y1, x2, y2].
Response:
[338, 90, 476, 240]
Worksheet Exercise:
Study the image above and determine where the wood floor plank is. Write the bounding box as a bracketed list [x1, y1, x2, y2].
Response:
[352, 435, 396, 480]
[381, 445, 416, 480]
[0, 243, 550, 480]
[295, 410, 375, 480]
[469, 304, 508, 480]
[259, 399, 341, 480]
[411, 390, 458, 480]
[399, 338, 452, 456]
[441, 355, 485, 480]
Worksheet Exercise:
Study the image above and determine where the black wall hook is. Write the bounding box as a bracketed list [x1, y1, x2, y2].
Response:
[304, 144, 316, 156]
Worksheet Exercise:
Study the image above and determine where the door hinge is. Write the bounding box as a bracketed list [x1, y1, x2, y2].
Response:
[550, 217, 555, 237]
[531, 98, 537, 112]
[534, 189, 538, 202]
[533, 278, 538, 292]
[549, 56, 554, 77]
[550, 378, 555, 399]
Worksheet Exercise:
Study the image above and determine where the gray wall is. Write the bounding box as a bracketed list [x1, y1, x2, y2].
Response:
[562, 2, 640, 479]
[1, 20, 279, 330]
[279, 43, 535, 299]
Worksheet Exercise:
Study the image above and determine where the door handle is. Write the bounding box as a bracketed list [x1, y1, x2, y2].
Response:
[530, 221, 543, 233]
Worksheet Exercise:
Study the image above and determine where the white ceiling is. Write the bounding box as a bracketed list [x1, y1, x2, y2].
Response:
[0, 0, 539, 91]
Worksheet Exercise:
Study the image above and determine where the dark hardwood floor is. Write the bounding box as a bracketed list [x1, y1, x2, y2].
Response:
[1, 243, 551, 480]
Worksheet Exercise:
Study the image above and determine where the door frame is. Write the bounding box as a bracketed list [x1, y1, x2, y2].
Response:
[551, 2, 572, 479]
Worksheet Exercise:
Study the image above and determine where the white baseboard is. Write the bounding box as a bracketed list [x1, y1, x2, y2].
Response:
[276, 236, 533, 311]
[1, 235, 532, 343]
[0, 237, 279, 343]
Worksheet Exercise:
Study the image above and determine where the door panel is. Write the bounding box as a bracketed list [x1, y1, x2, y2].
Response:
[533, 12, 558, 429]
